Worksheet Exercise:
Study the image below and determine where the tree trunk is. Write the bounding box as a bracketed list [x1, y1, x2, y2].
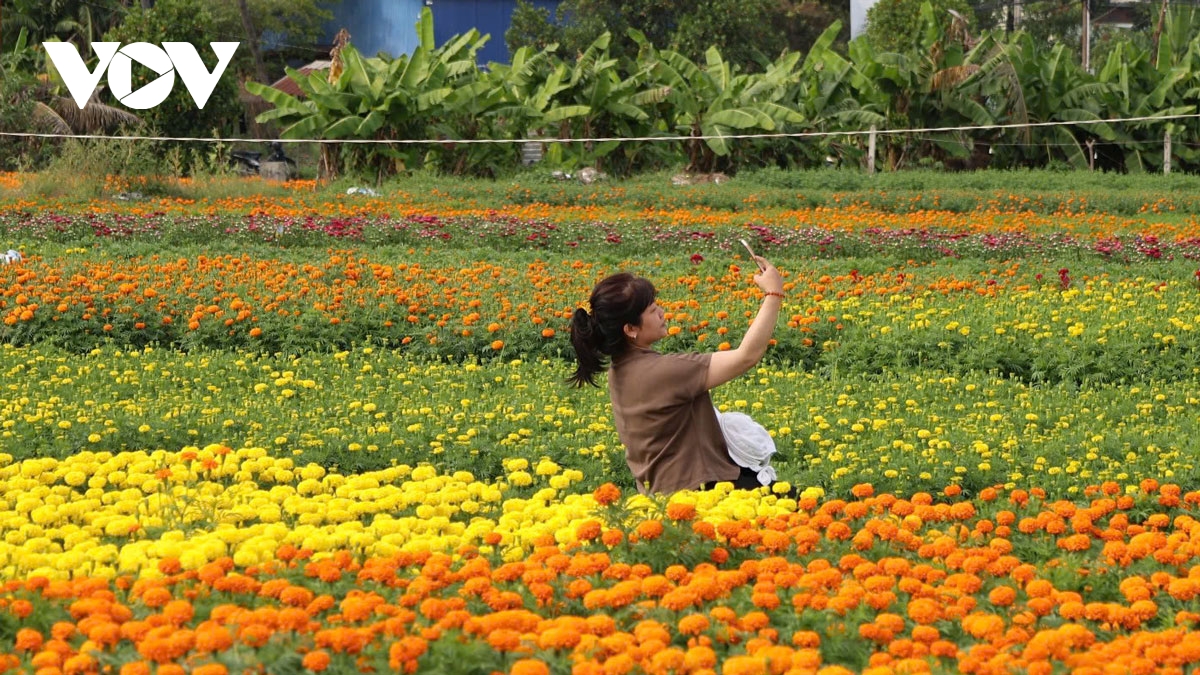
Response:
[238, 0, 270, 85]
[1151, 0, 1169, 68]
[140, 0, 153, 9]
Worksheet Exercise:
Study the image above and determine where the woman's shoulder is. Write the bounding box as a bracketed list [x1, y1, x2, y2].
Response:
[617, 348, 710, 363]
[613, 349, 710, 378]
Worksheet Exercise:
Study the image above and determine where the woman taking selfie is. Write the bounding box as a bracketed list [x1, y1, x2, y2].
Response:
[567, 254, 786, 496]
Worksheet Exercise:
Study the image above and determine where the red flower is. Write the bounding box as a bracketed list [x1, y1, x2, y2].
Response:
[691, 253, 704, 264]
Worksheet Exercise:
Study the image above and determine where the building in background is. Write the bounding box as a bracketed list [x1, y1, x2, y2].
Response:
[850, 0, 880, 38]
[320, 0, 561, 64]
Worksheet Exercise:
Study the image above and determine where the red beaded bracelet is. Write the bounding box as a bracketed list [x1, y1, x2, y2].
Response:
[764, 291, 785, 299]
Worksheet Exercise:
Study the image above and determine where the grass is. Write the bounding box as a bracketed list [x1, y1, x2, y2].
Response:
[8, 160, 1200, 216]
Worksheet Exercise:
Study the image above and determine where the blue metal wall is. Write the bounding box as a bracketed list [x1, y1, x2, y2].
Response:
[432, 0, 561, 65]
[322, 0, 425, 60]
[322, 0, 562, 64]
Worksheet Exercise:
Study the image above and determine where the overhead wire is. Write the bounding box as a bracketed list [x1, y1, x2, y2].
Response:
[2, 113, 1199, 145]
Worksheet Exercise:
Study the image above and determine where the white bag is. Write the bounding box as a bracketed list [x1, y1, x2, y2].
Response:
[713, 407, 777, 486]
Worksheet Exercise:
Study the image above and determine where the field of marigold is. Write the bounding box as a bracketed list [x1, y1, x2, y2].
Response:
[1, 174, 1200, 674]
[0, 461, 1197, 675]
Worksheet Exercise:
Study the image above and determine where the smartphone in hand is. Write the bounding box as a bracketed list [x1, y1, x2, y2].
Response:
[739, 239, 765, 270]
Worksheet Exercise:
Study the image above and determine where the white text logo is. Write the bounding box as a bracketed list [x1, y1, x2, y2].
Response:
[43, 42, 239, 110]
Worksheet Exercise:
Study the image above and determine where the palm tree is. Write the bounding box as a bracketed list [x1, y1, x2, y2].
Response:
[22, 38, 144, 135]
[32, 85, 143, 135]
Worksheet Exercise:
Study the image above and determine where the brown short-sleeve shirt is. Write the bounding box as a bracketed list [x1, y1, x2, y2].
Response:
[608, 348, 741, 495]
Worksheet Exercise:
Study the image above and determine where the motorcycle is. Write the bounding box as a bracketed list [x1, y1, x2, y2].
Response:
[229, 142, 297, 176]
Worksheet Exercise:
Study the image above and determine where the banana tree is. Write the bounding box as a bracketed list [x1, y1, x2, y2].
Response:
[849, 2, 1000, 169]
[781, 21, 884, 168]
[484, 42, 596, 168]
[420, 42, 576, 177]
[1093, 8, 1200, 172]
[632, 30, 804, 173]
[986, 34, 1114, 169]
[246, 8, 486, 181]
[529, 32, 672, 173]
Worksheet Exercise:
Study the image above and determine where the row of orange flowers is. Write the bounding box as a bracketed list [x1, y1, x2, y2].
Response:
[2, 171, 1197, 242]
[2, 480, 1199, 675]
[0, 251, 1005, 351]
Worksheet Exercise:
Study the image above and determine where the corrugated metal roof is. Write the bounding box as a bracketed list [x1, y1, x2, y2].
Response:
[270, 60, 332, 98]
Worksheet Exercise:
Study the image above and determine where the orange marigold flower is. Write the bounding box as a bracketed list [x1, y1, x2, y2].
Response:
[678, 614, 710, 636]
[119, 662, 152, 675]
[636, 520, 665, 541]
[723, 655, 767, 675]
[162, 600, 194, 625]
[301, 650, 331, 672]
[911, 626, 939, 644]
[601, 529, 624, 547]
[791, 630, 821, 648]
[851, 483, 874, 499]
[666, 502, 697, 522]
[1058, 601, 1085, 620]
[963, 612, 1005, 640]
[741, 611, 770, 631]
[593, 483, 621, 506]
[1057, 534, 1092, 552]
[194, 626, 233, 653]
[684, 646, 718, 671]
[140, 587, 172, 608]
[988, 586, 1017, 607]
[576, 520, 603, 541]
[487, 629, 522, 652]
[14, 628, 43, 652]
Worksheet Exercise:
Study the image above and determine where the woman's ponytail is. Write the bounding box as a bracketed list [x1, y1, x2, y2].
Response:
[567, 307, 604, 388]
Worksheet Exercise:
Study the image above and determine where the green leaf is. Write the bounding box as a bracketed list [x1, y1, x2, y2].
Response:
[417, 7, 435, 51]
[543, 105, 591, 123]
[356, 110, 386, 137]
[416, 87, 453, 110]
[280, 116, 326, 139]
[322, 116, 362, 139]
[702, 126, 732, 156]
[604, 102, 649, 121]
[308, 91, 359, 115]
[758, 102, 805, 125]
[400, 50, 431, 90]
[707, 108, 774, 130]
[244, 81, 306, 111]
